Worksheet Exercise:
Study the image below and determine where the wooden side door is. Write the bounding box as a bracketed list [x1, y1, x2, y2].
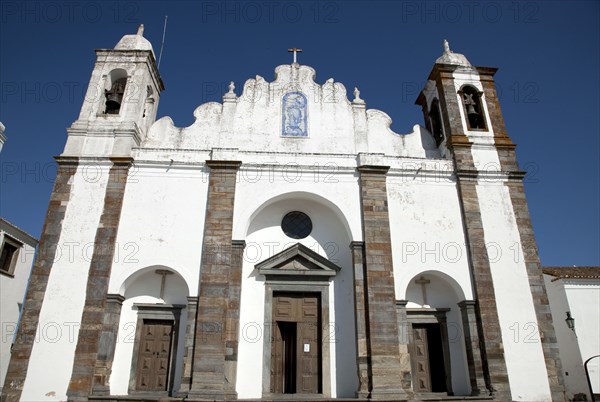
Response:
[136, 320, 174, 391]
[410, 326, 432, 392]
[297, 295, 319, 394]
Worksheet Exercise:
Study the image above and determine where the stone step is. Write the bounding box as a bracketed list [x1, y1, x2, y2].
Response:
[89, 394, 495, 402]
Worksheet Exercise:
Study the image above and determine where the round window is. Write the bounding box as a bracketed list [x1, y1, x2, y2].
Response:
[281, 211, 312, 239]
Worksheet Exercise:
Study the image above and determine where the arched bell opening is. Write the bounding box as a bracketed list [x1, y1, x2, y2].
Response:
[459, 85, 487, 131]
[429, 98, 445, 146]
[101, 69, 128, 115]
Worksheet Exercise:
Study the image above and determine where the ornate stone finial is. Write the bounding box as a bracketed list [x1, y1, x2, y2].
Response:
[443, 39, 451, 53]
[137, 24, 145, 36]
[223, 81, 237, 102]
[353, 87, 365, 105]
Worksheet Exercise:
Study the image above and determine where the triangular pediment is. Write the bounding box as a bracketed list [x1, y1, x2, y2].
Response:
[255, 243, 340, 281]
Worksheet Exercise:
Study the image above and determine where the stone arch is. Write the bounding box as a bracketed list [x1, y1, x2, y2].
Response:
[117, 264, 190, 302]
[238, 190, 356, 242]
[401, 270, 466, 305]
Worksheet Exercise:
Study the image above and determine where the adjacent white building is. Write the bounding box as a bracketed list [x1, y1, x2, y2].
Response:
[1, 28, 568, 402]
[544, 266, 600, 401]
[0, 219, 38, 393]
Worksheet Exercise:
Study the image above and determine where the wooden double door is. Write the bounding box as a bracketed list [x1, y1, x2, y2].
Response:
[271, 292, 321, 394]
[135, 320, 174, 391]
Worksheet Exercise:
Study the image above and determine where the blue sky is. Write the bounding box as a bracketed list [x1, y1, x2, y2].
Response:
[0, 0, 598, 266]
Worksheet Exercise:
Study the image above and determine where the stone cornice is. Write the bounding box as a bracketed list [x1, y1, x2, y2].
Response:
[357, 165, 390, 175]
[109, 156, 134, 167]
[205, 160, 242, 170]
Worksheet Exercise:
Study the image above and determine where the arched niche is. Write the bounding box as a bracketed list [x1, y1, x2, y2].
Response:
[401, 270, 471, 396]
[110, 266, 189, 397]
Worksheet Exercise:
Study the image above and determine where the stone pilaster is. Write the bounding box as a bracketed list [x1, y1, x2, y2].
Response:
[350, 241, 371, 398]
[188, 160, 241, 401]
[91, 294, 126, 395]
[224, 240, 246, 396]
[1, 157, 79, 402]
[177, 296, 198, 396]
[458, 300, 486, 396]
[455, 175, 510, 398]
[395, 300, 413, 391]
[357, 165, 408, 400]
[67, 157, 132, 401]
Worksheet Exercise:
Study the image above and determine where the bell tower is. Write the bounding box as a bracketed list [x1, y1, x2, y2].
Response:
[63, 24, 165, 157]
[416, 41, 565, 401]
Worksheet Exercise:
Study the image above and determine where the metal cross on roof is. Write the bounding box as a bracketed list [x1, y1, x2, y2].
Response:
[288, 47, 303, 64]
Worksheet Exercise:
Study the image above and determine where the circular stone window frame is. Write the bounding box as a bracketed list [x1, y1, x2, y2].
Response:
[281, 211, 313, 239]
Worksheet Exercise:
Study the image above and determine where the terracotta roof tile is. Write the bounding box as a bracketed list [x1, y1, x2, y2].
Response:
[542, 266, 600, 280]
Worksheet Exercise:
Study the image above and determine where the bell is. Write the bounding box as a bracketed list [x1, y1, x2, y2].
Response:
[466, 103, 479, 116]
[105, 92, 122, 114]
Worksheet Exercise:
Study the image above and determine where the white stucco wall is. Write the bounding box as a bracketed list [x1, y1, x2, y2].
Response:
[21, 163, 111, 402]
[107, 161, 210, 297]
[388, 175, 474, 302]
[0, 224, 37, 393]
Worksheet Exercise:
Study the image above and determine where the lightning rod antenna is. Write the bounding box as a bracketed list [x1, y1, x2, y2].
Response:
[158, 15, 168, 69]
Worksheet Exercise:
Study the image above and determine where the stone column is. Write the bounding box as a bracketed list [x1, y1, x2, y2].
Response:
[67, 157, 132, 401]
[177, 296, 198, 396]
[357, 165, 408, 400]
[458, 300, 486, 396]
[1, 157, 79, 402]
[395, 300, 413, 391]
[91, 294, 125, 395]
[224, 240, 246, 395]
[189, 160, 241, 400]
[350, 241, 370, 397]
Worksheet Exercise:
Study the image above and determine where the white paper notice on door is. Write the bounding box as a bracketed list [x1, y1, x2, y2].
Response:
[304, 343, 310, 352]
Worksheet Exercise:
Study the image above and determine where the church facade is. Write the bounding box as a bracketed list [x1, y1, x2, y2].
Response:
[2, 27, 565, 402]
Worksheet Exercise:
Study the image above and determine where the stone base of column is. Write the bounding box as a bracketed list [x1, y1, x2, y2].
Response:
[187, 390, 237, 401]
[369, 389, 409, 401]
[90, 383, 109, 396]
